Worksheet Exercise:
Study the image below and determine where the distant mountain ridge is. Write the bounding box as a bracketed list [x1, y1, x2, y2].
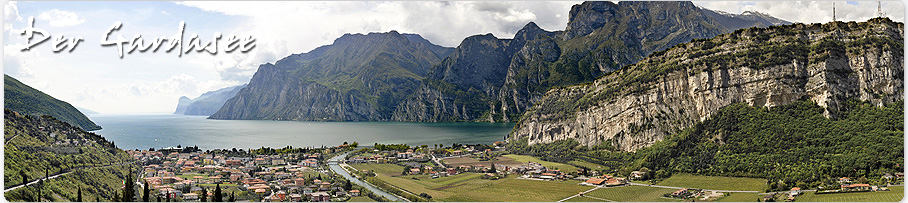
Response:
[174, 84, 247, 116]
[4, 74, 101, 131]
[701, 8, 792, 31]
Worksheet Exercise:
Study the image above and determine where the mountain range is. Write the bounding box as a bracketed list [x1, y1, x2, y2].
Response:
[174, 84, 247, 116]
[511, 18, 904, 151]
[208, 1, 798, 123]
[4, 74, 101, 131]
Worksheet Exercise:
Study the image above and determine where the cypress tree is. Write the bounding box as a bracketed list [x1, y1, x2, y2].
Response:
[213, 184, 222, 202]
[122, 168, 135, 202]
[200, 188, 208, 202]
[77, 186, 82, 202]
[143, 180, 150, 202]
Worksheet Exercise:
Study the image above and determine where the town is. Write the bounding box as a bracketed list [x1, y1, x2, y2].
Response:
[125, 141, 905, 202]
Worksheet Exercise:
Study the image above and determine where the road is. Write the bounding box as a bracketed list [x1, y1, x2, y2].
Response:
[4, 161, 135, 192]
[557, 185, 608, 202]
[429, 154, 446, 168]
[327, 152, 407, 202]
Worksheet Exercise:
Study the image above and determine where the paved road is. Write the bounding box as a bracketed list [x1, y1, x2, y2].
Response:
[557, 185, 607, 202]
[4, 161, 135, 192]
[430, 154, 446, 168]
[327, 152, 407, 202]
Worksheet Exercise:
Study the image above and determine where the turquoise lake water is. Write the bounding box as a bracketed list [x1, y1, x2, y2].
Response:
[89, 114, 515, 150]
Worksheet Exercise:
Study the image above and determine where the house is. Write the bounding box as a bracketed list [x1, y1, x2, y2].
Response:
[410, 168, 421, 175]
[276, 190, 287, 201]
[838, 177, 852, 184]
[310, 192, 330, 202]
[255, 158, 268, 165]
[272, 159, 286, 166]
[290, 194, 303, 202]
[255, 188, 268, 195]
[349, 190, 360, 197]
[182, 193, 199, 200]
[605, 178, 627, 186]
[790, 187, 801, 196]
[319, 182, 331, 191]
[630, 171, 647, 180]
[842, 184, 871, 191]
[670, 188, 690, 198]
[585, 178, 606, 185]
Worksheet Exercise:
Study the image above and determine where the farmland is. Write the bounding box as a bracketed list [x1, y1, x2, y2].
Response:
[502, 154, 581, 172]
[795, 186, 904, 202]
[656, 173, 767, 191]
[582, 185, 681, 202]
[350, 164, 591, 202]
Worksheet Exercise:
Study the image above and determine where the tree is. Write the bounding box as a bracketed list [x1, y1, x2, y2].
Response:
[228, 191, 236, 202]
[143, 180, 150, 202]
[200, 188, 208, 202]
[122, 169, 135, 202]
[19, 170, 27, 187]
[490, 164, 497, 173]
[214, 184, 223, 202]
[77, 186, 82, 202]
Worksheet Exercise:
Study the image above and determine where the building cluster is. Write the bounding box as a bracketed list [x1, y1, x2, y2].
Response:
[581, 174, 628, 187]
[127, 149, 360, 202]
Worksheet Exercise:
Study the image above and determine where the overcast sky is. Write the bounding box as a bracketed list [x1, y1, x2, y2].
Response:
[3, 1, 904, 114]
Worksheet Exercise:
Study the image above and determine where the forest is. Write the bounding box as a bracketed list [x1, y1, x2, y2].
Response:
[509, 99, 903, 191]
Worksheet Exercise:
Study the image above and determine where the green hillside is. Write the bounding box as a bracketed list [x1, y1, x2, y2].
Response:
[4, 109, 134, 201]
[4, 75, 101, 131]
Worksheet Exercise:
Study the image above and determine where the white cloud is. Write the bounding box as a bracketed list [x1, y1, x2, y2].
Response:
[36, 9, 85, 27]
[694, 1, 904, 23]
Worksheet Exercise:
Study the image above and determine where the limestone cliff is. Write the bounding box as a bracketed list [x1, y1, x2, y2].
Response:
[511, 18, 904, 151]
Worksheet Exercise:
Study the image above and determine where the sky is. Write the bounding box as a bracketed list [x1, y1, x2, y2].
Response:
[3, 1, 905, 114]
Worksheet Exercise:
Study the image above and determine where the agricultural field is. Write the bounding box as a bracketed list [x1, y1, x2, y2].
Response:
[581, 185, 680, 202]
[567, 160, 607, 170]
[351, 163, 404, 176]
[795, 186, 904, 202]
[347, 196, 377, 202]
[716, 192, 762, 202]
[350, 164, 590, 202]
[656, 173, 767, 191]
[441, 156, 521, 167]
[502, 154, 581, 172]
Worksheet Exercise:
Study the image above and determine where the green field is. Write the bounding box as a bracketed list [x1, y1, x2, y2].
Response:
[656, 173, 767, 191]
[563, 196, 603, 202]
[795, 186, 904, 202]
[502, 154, 581, 172]
[351, 164, 404, 176]
[351, 164, 590, 202]
[567, 160, 607, 170]
[717, 193, 762, 202]
[582, 185, 681, 202]
[347, 196, 376, 202]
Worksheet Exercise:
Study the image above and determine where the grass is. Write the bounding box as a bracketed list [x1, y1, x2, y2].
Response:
[795, 186, 904, 202]
[655, 173, 767, 191]
[568, 160, 607, 170]
[502, 154, 581, 172]
[347, 196, 377, 202]
[563, 196, 603, 202]
[583, 185, 681, 202]
[717, 193, 762, 202]
[351, 163, 590, 202]
[441, 156, 521, 167]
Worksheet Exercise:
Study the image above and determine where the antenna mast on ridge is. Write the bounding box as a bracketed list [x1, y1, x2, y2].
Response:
[833, 2, 837, 22]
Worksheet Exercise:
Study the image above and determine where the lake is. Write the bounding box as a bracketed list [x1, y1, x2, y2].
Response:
[88, 114, 515, 150]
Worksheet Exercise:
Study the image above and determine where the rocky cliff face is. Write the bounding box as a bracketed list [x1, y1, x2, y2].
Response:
[511, 18, 904, 151]
[210, 31, 453, 121]
[182, 84, 247, 116]
[394, 1, 729, 122]
[173, 96, 192, 114]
